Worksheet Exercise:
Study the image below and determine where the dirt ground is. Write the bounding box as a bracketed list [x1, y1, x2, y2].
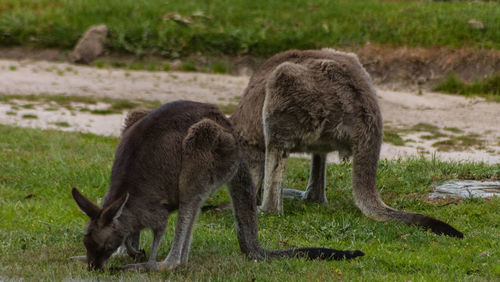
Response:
[0, 58, 499, 164]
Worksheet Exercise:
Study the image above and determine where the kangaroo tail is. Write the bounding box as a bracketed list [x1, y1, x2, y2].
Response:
[351, 116, 463, 238]
[266, 248, 364, 261]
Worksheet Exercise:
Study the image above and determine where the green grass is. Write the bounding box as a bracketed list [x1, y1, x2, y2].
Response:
[443, 127, 464, 134]
[383, 130, 405, 146]
[0, 0, 499, 58]
[433, 73, 500, 101]
[50, 121, 70, 128]
[432, 133, 486, 152]
[21, 104, 35, 109]
[89, 109, 116, 115]
[21, 113, 38, 119]
[217, 103, 238, 115]
[1, 125, 499, 280]
[411, 123, 440, 133]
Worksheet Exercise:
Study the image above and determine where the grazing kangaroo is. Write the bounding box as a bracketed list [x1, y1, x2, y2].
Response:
[72, 100, 364, 272]
[230, 49, 463, 238]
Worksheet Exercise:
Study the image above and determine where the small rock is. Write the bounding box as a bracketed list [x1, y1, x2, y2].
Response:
[71, 24, 108, 64]
[478, 251, 490, 257]
[429, 180, 500, 199]
[468, 19, 484, 29]
[163, 13, 193, 25]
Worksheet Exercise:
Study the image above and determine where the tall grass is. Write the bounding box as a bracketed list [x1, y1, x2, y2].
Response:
[0, 0, 499, 58]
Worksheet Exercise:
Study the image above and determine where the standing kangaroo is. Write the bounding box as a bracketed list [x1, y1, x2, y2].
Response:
[230, 49, 463, 238]
[72, 101, 364, 272]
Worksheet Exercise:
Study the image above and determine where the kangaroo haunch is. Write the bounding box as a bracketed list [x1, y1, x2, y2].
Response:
[72, 100, 364, 272]
[230, 49, 463, 238]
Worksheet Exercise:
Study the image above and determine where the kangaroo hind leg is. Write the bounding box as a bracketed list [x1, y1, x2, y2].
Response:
[260, 147, 288, 214]
[283, 153, 327, 204]
[148, 218, 168, 263]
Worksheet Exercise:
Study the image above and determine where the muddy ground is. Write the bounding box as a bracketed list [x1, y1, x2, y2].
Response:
[0, 58, 499, 164]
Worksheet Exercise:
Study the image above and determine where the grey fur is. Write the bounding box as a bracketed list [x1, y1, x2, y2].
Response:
[72, 101, 364, 272]
[230, 49, 463, 238]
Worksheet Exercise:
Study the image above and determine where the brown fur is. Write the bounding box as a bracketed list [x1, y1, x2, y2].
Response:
[72, 100, 364, 272]
[230, 49, 463, 238]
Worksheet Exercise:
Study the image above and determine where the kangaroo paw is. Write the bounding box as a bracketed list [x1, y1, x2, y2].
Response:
[283, 188, 327, 204]
[282, 188, 305, 199]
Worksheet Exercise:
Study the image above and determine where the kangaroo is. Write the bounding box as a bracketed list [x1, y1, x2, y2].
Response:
[229, 49, 463, 238]
[72, 100, 364, 272]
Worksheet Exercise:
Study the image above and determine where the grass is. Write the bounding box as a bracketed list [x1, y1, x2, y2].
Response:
[411, 123, 440, 133]
[443, 127, 464, 134]
[50, 121, 70, 128]
[383, 130, 405, 146]
[89, 109, 116, 115]
[1, 124, 499, 280]
[433, 73, 500, 101]
[21, 113, 37, 119]
[433, 133, 486, 152]
[217, 103, 238, 115]
[0, 1, 499, 59]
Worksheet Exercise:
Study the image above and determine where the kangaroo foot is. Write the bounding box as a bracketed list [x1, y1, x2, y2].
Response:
[301, 188, 327, 204]
[283, 188, 305, 199]
[282, 188, 327, 204]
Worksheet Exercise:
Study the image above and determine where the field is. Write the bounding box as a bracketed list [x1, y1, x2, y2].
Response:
[1, 125, 499, 280]
[1, 0, 499, 280]
[1, 0, 499, 58]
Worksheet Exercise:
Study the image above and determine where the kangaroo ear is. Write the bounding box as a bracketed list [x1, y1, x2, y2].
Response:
[72, 188, 101, 219]
[100, 193, 129, 226]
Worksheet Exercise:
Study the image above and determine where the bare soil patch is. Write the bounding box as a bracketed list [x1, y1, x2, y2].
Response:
[0, 58, 499, 163]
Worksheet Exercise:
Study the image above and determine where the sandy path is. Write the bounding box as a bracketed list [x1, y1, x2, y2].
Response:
[0, 59, 499, 163]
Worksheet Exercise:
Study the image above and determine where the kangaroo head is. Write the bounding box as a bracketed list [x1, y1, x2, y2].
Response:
[71, 188, 129, 270]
